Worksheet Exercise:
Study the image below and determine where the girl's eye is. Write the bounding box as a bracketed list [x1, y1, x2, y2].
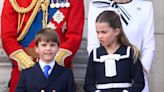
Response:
[97, 30, 107, 34]
[101, 31, 107, 34]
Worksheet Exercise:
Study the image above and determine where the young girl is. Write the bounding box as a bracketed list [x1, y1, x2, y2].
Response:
[84, 11, 144, 92]
[87, 1, 155, 92]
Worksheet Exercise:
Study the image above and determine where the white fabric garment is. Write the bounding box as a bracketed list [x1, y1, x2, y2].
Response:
[101, 54, 121, 77]
[39, 60, 55, 75]
[96, 83, 132, 89]
[0, 0, 4, 15]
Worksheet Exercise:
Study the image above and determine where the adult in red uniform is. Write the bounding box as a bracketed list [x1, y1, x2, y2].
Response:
[1, 0, 84, 92]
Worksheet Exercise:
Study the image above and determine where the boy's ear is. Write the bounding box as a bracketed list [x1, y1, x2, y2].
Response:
[56, 47, 59, 52]
[35, 46, 39, 53]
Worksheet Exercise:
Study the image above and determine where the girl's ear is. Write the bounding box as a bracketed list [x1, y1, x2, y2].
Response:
[114, 28, 121, 36]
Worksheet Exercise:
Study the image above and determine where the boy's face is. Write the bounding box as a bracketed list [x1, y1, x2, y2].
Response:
[35, 41, 59, 63]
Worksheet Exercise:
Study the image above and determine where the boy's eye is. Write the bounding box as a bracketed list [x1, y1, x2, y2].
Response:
[50, 43, 57, 47]
[41, 43, 47, 47]
[39, 42, 58, 47]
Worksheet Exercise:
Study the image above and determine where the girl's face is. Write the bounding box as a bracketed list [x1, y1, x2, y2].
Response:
[96, 22, 120, 47]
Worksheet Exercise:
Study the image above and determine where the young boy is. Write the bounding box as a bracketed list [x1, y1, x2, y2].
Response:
[15, 28, 76, 92]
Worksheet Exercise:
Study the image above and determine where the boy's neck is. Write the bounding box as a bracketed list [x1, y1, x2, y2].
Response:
[39, 59, 54, 64]
[39, 59, 55, 70]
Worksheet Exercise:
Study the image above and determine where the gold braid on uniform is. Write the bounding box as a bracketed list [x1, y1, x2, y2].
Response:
[10, 0, 38, 36]
[9, 0, 50, 41]
[16, 0, 42, 41]
[9, 0, 38, 13]
[41, 0, 50, 28]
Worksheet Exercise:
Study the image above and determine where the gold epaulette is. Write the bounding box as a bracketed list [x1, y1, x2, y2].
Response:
[9, 49, 35, 70]
[54, 49, 72, 66]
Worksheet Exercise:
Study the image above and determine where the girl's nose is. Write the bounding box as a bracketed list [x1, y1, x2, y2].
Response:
[98, 34, 103, 39]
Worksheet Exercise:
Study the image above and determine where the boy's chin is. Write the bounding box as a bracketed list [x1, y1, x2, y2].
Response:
[41, 58, 54, 63]
[46, 59, 54, 62]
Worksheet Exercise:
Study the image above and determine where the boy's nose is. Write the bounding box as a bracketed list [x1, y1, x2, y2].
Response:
[46, 46, 51, 50]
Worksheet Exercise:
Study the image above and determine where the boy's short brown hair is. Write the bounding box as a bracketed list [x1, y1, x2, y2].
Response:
[35, 28, 60, 47]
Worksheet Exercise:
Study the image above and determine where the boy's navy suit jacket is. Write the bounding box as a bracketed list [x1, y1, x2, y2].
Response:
[16, 62, 76, 92]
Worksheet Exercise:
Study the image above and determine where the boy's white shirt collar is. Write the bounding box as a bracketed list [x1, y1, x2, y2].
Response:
[39, 60, 55, 75]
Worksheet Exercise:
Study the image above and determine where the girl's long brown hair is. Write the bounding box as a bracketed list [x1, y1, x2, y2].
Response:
[96, 11, 140, 63]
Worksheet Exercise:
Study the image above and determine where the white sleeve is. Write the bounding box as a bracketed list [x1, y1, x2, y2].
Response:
[141, 2, 155, 74]
[87, 2, 100, 55]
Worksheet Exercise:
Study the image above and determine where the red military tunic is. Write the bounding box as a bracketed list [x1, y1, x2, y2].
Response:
[1, 0, 84, 92]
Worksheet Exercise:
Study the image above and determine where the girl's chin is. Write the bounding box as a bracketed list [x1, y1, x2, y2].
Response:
[101, 44, 106, 46]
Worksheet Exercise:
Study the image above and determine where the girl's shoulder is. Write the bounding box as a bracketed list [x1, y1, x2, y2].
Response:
[93, 46, 107, 57]
[117, 45, 132, 59]
[91, 45, 133, 63]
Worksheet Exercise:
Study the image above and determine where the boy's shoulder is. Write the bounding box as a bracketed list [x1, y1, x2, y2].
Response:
[21, 62, 72, 75]
[21, 63, 38, 73]
[56, 63, 72, 72]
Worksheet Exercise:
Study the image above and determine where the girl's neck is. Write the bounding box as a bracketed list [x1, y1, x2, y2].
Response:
[105, 42, 121, 54]
[113, 0, 131, 3]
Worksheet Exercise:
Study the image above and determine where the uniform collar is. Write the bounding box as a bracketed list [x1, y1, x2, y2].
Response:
[39, 60, 55, 72]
